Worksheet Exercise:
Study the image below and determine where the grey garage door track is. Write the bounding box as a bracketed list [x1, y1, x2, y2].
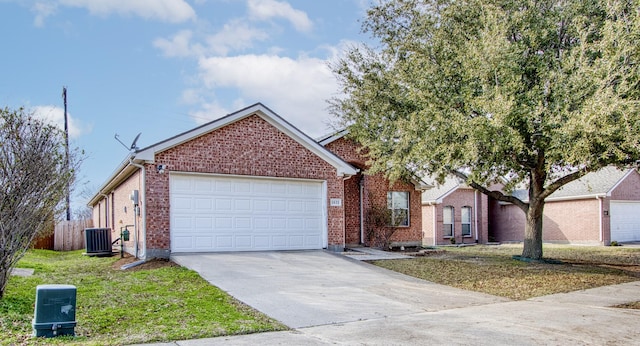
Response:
[171, 250, 507, 328]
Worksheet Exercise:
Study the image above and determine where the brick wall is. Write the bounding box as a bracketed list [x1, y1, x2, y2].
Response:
[324, 137, 422, 247]
[90, 171, 143, 255]
[490, 198, 602, 244]
[610, 170, 640, 200]
[421, 204, 436, 245]
[92, 202, 102, 228]
[425, 188, 488, 245]
[110, 171, 142, 256]
[145, 114, 345, 255]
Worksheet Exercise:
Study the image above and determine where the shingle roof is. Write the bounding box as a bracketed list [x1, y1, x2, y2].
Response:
[421, 175, 470, 203]
[511, 166, 632, 201]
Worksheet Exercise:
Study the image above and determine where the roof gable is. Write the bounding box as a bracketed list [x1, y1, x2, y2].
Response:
[135, 103, 357, 176]
[421, 175, 471, 204]
[88, 103, 358, 206]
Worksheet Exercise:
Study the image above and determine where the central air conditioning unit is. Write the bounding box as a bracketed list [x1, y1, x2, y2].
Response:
[84, 228, 113, 256]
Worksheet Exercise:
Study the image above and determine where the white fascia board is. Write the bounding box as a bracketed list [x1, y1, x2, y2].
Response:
[546, 193, 607, 202]
[318, 129, 349, 146]
[87, 153, 139, 206]
[258, 109, 356, 176]
[437, 185, 462, 202]
[134, 104, 266, 162]
[498, 193, 607, 206]
[133, 103, 356, 177]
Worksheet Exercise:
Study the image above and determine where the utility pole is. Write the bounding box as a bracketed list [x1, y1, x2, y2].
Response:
[62, 86, 71, 221]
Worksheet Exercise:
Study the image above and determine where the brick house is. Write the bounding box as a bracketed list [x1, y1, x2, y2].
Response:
[318, 130, 427, 249]
[88, 103, 426, 259]
[421, 176, 489, 246]
[489, 167, 640, 245]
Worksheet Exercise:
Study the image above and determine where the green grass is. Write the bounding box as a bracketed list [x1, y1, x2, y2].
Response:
[373, 244, 640, 300]
[1, 250, 286, 345]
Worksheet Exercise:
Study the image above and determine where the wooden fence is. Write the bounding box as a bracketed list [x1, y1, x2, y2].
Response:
[32, 232, 55, 250]
[54, 219, 93, 251]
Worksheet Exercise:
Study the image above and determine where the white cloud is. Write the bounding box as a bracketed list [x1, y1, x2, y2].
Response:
[154, 20, 269, 58]
[59, 0, 195, 23]
[247, 0, 313, 33]
[31, 105, 92, 139]
[153, 30, 199, 58]
[195, 54, 337, 136]
[205, 19, 269, 56]
[31, 1, 58, 27]
[188, 100, 231, 125]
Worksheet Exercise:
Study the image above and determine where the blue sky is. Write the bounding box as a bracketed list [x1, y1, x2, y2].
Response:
[0, 0, 371, 210]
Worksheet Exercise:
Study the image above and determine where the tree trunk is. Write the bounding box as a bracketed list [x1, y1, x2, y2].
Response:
[0, 263, 8, 299]
[522, 196, 545, 260]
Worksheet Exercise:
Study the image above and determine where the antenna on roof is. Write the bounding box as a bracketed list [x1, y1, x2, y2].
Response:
[114, 132, 142, 151]
[130, 132, 141, 150]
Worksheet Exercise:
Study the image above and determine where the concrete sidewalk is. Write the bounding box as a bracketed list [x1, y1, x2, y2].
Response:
[137, 252, 640, 345]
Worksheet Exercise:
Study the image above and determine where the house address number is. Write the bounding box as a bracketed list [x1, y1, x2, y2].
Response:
[330, 198, 342, 207]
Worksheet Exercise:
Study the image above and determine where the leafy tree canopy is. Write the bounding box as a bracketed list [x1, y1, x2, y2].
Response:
[332, 0, 640, 259]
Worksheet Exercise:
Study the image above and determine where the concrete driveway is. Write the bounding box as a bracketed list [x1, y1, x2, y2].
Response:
[167, 250, 640, 345]
[171, 250, 507, 328]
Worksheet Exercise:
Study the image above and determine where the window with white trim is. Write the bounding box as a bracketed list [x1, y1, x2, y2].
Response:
[387, 191, 409, 227]
[443, 206, 454, 237]
[461, 206, 472, 237]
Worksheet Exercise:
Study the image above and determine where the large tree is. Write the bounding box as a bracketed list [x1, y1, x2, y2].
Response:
[332, 0, 640, 259]
[0, 107, 78, 298]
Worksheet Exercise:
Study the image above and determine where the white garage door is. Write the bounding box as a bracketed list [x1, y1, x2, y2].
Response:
[610, 201, 640, 242]
[170, 174, 326, 252]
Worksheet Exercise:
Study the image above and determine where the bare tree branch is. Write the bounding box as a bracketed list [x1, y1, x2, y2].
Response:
[0, 107, 78, 298]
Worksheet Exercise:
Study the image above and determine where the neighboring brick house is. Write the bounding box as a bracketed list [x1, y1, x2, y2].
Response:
[489, 167, 640, 245]
[421, 176, 489, 246]
[88, 104, 425, 259]
[318, 130, 427, 248]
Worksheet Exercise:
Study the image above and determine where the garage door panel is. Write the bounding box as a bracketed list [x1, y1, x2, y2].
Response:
[236, 236, 252, 248]
[171, 174, 326, 252]
[194, 198, 212, 211]
[271, 183, 287, 194]
[215, 181, 232, 193]
[235, 217, 252, 228]
[194, 179, 213, 192]
[271, 200, 286, 211]
[235, 199, 251, 210]
[195, 217, 212, 230]
[215, 217, 233, 228]
[173, 236, 194, 250]
[173, 197, 192, 210]
[611, 201, 640, 242]
[195, 237, 213, 249]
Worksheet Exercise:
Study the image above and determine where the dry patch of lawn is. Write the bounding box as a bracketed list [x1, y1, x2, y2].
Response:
[373, 244, 639, 300]
[614, 302, 640, 309]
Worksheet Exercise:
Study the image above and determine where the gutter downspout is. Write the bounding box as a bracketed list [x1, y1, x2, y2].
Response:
[359, 176, 364, 244]
[433, 205, 437, 246]
[426, 201, 437, 246]
[474, 190, 479, 243]
[129, 159, 147, 260]
[99, 193, 108, 228]
[597, 195, 603, 243]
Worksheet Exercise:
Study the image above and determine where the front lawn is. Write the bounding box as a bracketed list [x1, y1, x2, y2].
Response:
[0, 250, 286, 345]
[373, 244, 640, 300]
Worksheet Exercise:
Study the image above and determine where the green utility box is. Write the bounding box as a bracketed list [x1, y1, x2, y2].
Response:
[32, 284, 77, 337]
